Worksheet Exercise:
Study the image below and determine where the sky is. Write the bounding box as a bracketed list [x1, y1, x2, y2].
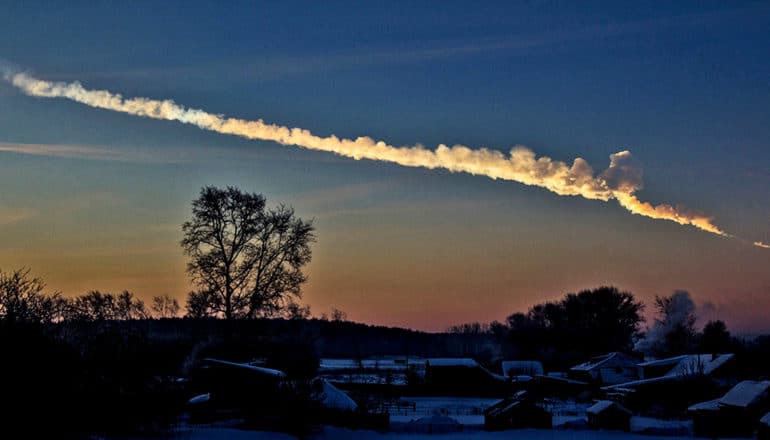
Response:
[0, 0, 768, 332]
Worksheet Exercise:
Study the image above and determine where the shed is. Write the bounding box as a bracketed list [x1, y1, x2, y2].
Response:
[484, 391, 551, 431]
[189, 358, 288, 421]
[586, 400, 632, 431]
[688, 380, 770, 438]
[720, 380, 770, 409]
[688, 399, 727, 437]
[570, 352, 639, 385]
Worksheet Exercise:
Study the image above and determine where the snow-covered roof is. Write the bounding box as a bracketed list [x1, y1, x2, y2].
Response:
[718, 380, 770, 408]
[638, 355, 689, 368]
[502, 360, 544, 376]
[587, 400, 614, 414]
[319, 358, 425, 371]
[203, 358, 287, 378]
[760, 412, 770, 426]
[603, 374, 684, 390]
[667, 354, 733, 376]
[316, 379, 357, 411]
[536, 374, 590, 386]
[586, 400, 630, 415]
[426, 358, 479, 368]
[640, 354, 734, 377]
[687, 399, 721, 412]
[602, 354, 735, 390]
[571, 352, 636, 372]
[188, 393, 210, 405]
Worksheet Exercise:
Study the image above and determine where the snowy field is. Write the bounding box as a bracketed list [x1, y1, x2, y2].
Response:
[388, 396, 500, 428]
[174, 426, 706, 440]
[315, 427, 700, 440]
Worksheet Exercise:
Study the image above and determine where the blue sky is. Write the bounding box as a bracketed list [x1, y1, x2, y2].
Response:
[1, 1, 768, 331]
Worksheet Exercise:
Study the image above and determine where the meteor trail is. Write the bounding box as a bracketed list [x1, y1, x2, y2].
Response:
[4, 70, 756, 244]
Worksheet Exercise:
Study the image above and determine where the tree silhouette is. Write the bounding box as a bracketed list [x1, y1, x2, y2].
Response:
[0, 268, 61, 324]
[699, 320, 732, 354]
[181, 186, 315, 320]
[503, 286, 644, 365]
[66, 290, 148, 321]
[151, 294, 180, 318]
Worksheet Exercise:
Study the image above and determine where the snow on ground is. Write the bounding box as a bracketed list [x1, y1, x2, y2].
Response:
[389, 397, 499, 417]
[630, 417, 692, 436]
[391, 414, 485, 427]
[388, 396, 499, 429]
[313, 426, 701, 440]
[175, 428, 297, 440]
[164, 425, 749, 440]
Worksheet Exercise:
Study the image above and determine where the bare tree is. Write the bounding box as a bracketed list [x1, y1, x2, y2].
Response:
[181, 186, 315, 320]
[70, 291, 117, 321]
[331, 308, 348, 322]
[67, 290, 147, 321]
[116, 291, 149, 320]
[0, 268, 61, 324]
[285, 302, 312, 320]
[151, 294, 180, 318]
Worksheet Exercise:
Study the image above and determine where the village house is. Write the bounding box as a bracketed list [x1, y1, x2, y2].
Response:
[586, 400, 632, 432]
[637, 353, 734, 381]
[689, 380, 770, 438]
[484, 391, 552, 431]
[601, 353, 735, 392]
[569, 352, 639, 385]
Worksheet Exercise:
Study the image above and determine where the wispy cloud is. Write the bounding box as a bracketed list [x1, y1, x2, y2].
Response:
[0, 142, 179, 163]
[755, 241, 770, 249]
[0, 207, 36, 226]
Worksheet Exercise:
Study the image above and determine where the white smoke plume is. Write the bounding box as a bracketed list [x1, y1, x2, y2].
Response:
[1, 71, 738, 238]
[635, 290, 697, 355]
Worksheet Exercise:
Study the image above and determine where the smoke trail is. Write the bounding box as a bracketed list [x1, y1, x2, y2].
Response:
[3, 71, 733, 237]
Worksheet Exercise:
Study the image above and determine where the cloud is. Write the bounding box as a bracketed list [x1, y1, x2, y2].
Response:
[2, 71, 740, 240]
[1, 143, 127, 161]
[0, 207, 36, 226]
[755, 241, 770, 249]
[0, 142, 179, 163]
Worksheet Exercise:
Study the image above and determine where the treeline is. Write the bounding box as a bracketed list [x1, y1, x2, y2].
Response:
[0, 268, 187, 437]
[447, 286, 761, 372]
[0, 268, 180, 323]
